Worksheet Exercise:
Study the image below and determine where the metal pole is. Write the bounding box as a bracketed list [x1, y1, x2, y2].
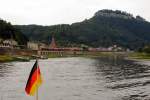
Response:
[36, 59, 39, 100]
[36, 87, 38, 100]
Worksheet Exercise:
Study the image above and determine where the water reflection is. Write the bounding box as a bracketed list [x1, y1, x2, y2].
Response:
[0, 57, 150, 100]
[95, 56, 150, 82]
[0, 63, 14, 78]
[95, 56, 150, 100]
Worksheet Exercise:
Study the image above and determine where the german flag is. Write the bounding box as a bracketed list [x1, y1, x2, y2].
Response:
[25, 60, 42, 96]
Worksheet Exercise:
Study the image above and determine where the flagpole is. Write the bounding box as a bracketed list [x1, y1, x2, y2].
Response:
[36, 58, 39, 100]
[36, 87, 38, 100]
[36, 42, 41, 100]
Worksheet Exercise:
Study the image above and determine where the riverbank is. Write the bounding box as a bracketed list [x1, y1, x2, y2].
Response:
[0, 52, 128, 62]
[0, 55, 30, 62]
[47, 51, 126, 58]
[128, 52, 150, 60]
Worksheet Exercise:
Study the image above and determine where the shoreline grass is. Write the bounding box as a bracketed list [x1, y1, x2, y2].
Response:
[128, 52, 150, 60]
[0, 55, 30, 63]
[0, 55, 14, 62]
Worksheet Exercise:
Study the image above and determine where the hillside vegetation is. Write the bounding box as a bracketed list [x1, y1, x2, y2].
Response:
[0, 19, 28, 45]
[15, 10, 150, 50]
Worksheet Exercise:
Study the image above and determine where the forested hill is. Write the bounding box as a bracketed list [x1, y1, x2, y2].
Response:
[0, 19, 28, 45]
[15, 10, 150, 50]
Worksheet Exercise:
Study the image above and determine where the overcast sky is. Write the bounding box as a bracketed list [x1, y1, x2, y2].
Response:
[0, 0, 149, 25]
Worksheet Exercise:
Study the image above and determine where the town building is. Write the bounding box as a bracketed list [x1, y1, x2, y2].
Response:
[27, 42, 39, 50]
[0, 39, 18, 48]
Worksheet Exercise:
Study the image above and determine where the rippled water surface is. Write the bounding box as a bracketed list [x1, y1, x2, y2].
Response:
[0, 57, 150, 100]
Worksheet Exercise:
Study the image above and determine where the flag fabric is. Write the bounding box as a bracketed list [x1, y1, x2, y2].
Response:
[25, 60, 42, 96]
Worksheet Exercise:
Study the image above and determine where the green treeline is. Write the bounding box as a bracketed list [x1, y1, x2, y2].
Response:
[15, 10, 150, 50]
[0, 19, 28, 45]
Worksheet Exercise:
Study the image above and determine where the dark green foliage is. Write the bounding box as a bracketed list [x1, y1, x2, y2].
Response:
[138, 44, 150, 54]
[144, 47, 150, 53]
[0, 19, 28, 45]
[15, 10, 150, 50]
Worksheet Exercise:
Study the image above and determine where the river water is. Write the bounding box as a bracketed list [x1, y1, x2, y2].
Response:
[0, 57, 150, 100]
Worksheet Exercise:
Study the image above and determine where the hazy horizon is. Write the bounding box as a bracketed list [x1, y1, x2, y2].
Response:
[0, 0, 149, 25]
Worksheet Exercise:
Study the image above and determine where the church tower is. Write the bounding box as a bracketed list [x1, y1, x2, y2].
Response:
[49, 36, 57, 48]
